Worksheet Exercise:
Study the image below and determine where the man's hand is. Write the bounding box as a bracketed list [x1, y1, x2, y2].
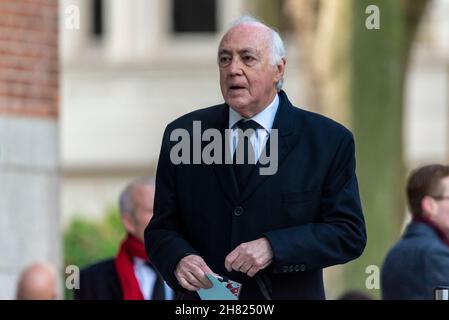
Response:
[175, 254, 215, 291]
[224, 237, 273, 277]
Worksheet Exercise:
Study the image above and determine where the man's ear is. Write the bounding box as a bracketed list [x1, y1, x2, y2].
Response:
[121, 212, 136, 234]
[275, 58, 286, 82]
[421, 196, 436, 218]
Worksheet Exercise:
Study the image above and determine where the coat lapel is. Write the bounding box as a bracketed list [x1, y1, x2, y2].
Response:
[211, 91, 303, 205]
[211, 105, 240, 205]
[239, 91, 302, 203]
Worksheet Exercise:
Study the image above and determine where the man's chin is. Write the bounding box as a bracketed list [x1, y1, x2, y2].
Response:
[228, 102, 249, 114]
[230, 106, 254, 118]
[225, 96, 248, 108]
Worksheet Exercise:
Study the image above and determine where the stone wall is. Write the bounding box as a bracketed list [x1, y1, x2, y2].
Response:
[0, 0, 60, 299]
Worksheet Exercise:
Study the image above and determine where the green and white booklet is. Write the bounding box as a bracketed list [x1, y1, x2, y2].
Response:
[197, 274, 242, 300]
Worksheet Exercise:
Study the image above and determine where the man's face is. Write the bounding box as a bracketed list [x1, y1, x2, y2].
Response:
[431, 176, 449, 235]
[218, 24, 285, 118]
[126, 185, 155, 243]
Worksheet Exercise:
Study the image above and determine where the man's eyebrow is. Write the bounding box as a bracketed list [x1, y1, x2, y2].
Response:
[218, 48, 259, 56]
[218, 49, 231, 56]
[238, 48, 258, 55]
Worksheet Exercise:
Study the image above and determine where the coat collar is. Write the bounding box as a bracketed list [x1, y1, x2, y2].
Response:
[212, 90, 302, 204]
[408, 217, 449, 248]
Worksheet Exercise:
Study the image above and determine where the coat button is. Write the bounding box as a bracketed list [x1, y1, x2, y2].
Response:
[289, 265, 294, 272]
[233, 206, 244, 216]
[294, 265, 300, 272]
[282, 266, 288, 273]
[300, 264, 306, 272]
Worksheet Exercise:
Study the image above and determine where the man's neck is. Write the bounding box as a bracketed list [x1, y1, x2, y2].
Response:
[245, 92, 278, 118]
[228, 93, 279, 131]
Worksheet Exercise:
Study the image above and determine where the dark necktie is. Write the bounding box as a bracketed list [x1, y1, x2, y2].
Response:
[146, 262, 166, 300]
[233, 119, 262, 193]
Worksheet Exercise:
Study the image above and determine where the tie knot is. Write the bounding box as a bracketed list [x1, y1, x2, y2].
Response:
[235, 119, 262, 132]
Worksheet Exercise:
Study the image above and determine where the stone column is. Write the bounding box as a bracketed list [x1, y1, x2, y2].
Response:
[219, 0, 246, 31]
[105, 0, 165, 63]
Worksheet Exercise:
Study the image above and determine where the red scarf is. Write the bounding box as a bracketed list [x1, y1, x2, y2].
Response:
[413, 215, 449, 248]
[114, 234, 148, 300]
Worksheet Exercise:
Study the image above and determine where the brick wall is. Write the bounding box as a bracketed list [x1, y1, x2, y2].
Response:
[0, 0, 60, 299]
[0, 0, 58, 118]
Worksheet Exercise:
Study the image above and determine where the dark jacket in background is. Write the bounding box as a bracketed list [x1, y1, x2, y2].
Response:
[74, 258, 168, 300]
[75, 259, 122, 300]
[381, 221, 449, 300]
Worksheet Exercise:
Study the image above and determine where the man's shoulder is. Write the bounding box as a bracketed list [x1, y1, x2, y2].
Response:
[166, 104, 226, 129]
[404, 222, 449, 247]
[277, 90, 351, 138]
[395, 229, 449, 273]
[292, 106, 353, 142]
[387, 223, 449, 259]
[80, 258, 117, 279]
[77, 258, 122, 300]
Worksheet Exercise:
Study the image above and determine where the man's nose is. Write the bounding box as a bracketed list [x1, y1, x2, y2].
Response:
[228, 57, 243, 75]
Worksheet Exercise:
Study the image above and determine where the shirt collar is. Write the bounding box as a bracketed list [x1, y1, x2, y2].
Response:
[133, 257, 146, 265]
[228, 94, 279, 132]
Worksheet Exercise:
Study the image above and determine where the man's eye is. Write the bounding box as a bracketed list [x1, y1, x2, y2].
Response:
[243, 56, 256, 63]
[219, 57, 231, 65]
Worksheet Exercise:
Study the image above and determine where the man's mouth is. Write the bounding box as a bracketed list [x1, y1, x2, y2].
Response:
[229, 85, 246, 91]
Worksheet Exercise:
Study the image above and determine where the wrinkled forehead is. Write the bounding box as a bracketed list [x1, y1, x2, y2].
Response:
[219, 23, 271, 54]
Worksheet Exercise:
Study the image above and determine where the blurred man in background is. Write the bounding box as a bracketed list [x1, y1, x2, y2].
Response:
[17, 262, 57, 300]
[382, 164, 449, 299]
[75, 177, 172, 300]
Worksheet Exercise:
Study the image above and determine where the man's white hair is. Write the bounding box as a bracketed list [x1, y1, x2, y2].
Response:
[223, 15, 286, 92]
[119, 177, 155, 216]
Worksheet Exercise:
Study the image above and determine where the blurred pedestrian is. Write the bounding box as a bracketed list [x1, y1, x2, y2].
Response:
[382, 164, 449, 299]
[75, 177, 172, 300]
[17, 262, 57, 300]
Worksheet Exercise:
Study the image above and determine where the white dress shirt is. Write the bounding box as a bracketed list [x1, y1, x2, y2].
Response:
[228, 94, 279, 161]
[133, 257, 173, 300]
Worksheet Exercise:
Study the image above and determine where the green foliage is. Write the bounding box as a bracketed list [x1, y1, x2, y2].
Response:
[345, 0, 408, 299]
[63, 207, 125, 299]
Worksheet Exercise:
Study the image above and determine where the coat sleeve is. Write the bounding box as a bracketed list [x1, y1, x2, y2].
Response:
[264, 131, 367, 273]
[144, 124, 198, 291]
